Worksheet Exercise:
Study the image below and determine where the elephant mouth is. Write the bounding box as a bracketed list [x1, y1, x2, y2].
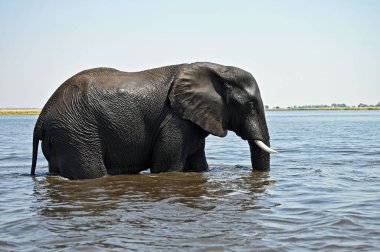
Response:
[253, 140, 278, 154]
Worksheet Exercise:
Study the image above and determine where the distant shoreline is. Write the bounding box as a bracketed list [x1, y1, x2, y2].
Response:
[268, 107, 380, 111]
[1, 107, 379, 115]
[0, 109, 41, 115]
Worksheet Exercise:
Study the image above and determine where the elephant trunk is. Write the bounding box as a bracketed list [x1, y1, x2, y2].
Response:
[249, 139, 270, 171]
[244, 108, 272, 171]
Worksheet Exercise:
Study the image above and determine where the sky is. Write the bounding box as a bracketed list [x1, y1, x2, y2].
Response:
[0, 0, 379, 108]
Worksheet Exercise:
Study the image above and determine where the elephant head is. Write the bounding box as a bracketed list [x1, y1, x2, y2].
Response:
[169, 62, 276, 171]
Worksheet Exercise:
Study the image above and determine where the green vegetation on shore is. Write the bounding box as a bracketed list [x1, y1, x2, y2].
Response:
[267, 102, 380, 111]
[0, 109, 41, 115]
[268, 106, 380, 111]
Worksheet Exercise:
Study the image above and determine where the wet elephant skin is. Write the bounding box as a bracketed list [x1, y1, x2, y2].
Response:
[31, 62, 271, 179]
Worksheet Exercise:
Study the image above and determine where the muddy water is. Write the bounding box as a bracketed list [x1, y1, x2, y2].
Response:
[0, 111, 379, 251]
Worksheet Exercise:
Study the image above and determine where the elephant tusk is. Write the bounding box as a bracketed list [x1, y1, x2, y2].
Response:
[254, 140, 278, 154]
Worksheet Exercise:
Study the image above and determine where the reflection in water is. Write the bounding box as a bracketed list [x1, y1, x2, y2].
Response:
[34, 169, 275, 215]
[30, 168, 276, 250]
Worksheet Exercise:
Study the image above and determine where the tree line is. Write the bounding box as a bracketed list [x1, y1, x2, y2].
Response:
[265, 102, 380, 110]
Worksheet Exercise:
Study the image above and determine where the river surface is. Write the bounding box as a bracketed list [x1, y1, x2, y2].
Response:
[0, 111, 379, 251]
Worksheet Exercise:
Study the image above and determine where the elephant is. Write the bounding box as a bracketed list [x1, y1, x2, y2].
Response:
[31, 62, 276, 179]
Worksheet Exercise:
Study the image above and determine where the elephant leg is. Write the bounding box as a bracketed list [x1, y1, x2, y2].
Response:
[61, 150, 107, 179]
[41, 138, 59, 175]
[150, 115, 211, 173]
[47, 136, 107, 179]
[151, 140, 186, 173]
[185, 147, 208, 172]
[151, 120, 187, 173]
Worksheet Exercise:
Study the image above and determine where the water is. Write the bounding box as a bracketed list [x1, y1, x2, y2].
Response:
[0, 111, 379, 251]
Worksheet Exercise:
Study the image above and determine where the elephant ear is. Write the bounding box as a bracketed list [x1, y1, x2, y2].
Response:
[169, 63, 228, 137]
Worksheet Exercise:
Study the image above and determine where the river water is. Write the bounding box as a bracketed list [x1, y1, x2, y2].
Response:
[0, 111, 379, 251]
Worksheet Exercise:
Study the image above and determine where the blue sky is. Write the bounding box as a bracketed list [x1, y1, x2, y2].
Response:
[1, 0, 379, 108]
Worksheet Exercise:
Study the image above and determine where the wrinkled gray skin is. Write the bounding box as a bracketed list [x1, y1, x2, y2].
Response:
[31, 62, 271, 179]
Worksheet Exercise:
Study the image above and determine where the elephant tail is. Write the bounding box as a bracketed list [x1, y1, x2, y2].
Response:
[31, 117, 43, 176]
